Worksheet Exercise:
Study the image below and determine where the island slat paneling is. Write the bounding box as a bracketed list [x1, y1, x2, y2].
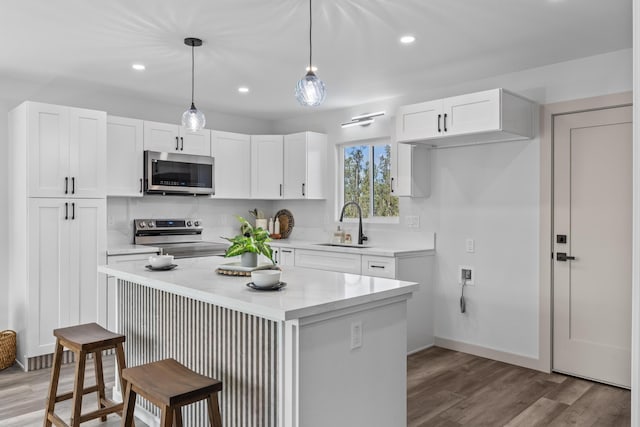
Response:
[118, 280, 278, 427]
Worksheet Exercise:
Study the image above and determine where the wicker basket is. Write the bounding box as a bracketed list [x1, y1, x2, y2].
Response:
[0, 330, 16, 370]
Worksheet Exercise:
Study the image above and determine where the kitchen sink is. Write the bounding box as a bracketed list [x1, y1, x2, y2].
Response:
[314, 243, 371, 248]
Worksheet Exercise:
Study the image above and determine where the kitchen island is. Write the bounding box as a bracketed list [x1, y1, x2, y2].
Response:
[98, 256, 417, 427]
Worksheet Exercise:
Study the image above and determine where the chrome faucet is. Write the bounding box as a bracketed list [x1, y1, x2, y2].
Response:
[339, 201, 368, 245]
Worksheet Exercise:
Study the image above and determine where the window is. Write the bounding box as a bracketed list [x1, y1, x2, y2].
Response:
[340, 142, 398, 220]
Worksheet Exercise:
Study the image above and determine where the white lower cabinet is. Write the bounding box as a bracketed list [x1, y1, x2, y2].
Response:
[294, 249, 361, 274]
[273, 247, 295, 266]
[14, 198, 106, 363]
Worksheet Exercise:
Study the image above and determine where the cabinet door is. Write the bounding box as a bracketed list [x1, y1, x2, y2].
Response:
[69, 108, 106, 198]
[107, 116, 144, 197]
[67, 199, 106, 326]
[27, 199, 70, 356]
[279, 248, 296, 266]
[395, 99, 442, 142]
[251, 135, 283, 199]
[443, 89, 500, 136]
[294, 249, 361, 274]
[211, 131, 251, 198]
[283, 133, 307, 199]
[28, 103, 70, 197]
[391, 141, 430, 198]
[180, 127, 211, 156]
[143, 121, 181, 152]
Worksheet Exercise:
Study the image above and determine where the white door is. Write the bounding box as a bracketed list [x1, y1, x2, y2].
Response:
[284, 133, 307, 199]
[107, 116, 144, 197]
[443, 89, 500, 136]
[553, 105, 632, 387]
[251, 135, 283, 199]
[395, 99, 442, 142]
[27, 199, 70, 357]
[211, 131, 251, 198]
[143, 121, 180, 153]
[28, 102, 70, 197]
[67, 199, 106, 326]
[180, 127, 211, 156]
[69, 108, 106, 198]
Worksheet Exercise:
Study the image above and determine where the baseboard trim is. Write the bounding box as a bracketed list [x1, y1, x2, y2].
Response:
[434, 337, 545, 372]
[408, 343, 434, 356]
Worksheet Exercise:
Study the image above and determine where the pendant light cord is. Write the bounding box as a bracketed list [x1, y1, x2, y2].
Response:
[309, 0, 313, 70]
[191, 43, 195, 106]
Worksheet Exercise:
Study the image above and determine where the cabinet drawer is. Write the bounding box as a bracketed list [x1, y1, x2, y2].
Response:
[295, 249, 361, 274]
[361, 255, 396, 279]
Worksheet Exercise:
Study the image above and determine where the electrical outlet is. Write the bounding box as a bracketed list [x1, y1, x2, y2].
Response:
[107, 215, 115, 226]
[350, 321, 362, 349]
[458, 265, 475, 286]
[405, 216, 420, 228]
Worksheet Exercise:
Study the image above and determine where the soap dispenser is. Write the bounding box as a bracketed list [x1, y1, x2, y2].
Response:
[333, 226, 345, 244]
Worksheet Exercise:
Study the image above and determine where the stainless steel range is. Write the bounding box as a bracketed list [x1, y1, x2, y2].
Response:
[133, 218, 228, 259]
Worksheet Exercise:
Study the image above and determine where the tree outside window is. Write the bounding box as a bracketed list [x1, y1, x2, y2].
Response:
[342, 143, 398, 219]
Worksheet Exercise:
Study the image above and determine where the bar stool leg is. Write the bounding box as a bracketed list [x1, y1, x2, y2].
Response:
[207, 393, 223, 427]
[160, 406, 173, 427]
[70, 350, 87, 427]
[93, 350, 107, 421]
[115, 343, 128, 397]
[173, 407, 184, 427]
[43, 341, 64, 427]
[121, 382, 137, 427]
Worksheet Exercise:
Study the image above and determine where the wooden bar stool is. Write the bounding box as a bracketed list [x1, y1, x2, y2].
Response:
[44, 322, 129, 427]
[121, 358, 223, 427]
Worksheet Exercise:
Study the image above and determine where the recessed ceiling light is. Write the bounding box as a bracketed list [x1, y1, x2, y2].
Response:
[400, 35, 416, 44]
[305, 66, 318, 72]
[238, 87, 250, 94]
[132, 63, 146, 71]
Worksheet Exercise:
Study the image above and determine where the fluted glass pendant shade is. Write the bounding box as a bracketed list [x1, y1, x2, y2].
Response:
[182, 102, 206, 131]
[182, 37, 205, 132]
[296, 70, 326, 106]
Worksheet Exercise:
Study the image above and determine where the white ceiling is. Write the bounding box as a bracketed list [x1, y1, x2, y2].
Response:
[0, 0, 631, 120]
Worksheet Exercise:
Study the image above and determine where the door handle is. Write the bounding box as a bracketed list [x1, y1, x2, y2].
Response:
[71, 177, 75, 194]
[443, 113, 448, 132]
[64, 202, 68, 220]
[437, 114, 442, 133]
[180, 137, 184, 151]
[556, 252, 576, 261]
[71, 202, 75, 220]
[64, 177, 68, 194]
[175, 136, 180, 150]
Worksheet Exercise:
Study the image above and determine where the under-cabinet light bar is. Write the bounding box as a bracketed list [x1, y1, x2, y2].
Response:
[341, 118, 375, 128]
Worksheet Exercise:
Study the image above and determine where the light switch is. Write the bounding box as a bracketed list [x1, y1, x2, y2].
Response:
[466, 238, 475, 253]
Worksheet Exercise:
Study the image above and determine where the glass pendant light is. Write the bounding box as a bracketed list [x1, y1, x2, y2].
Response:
[182, 37, 206, 131]
[295, 0, 326, 106]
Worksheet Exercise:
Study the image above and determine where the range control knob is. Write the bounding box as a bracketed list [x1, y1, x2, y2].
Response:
[148, 221, 155, 228]
[138, 221, 146, 228]
[186, 221, 192, 227]
[194, 220, 201, 227]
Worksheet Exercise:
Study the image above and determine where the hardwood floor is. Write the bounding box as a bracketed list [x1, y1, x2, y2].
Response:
[0, 346, 630, 426]
[408, 347, 630, 427]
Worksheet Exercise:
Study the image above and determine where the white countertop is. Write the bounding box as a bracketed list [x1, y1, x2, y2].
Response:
[268, 239, 434, 257]
[98, 256, 418, 321]
[107, 244, 160, 256]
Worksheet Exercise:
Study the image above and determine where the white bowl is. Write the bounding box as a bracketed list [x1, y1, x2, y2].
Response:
[148, 254, 174, 268]
[251, 270, 281, 287]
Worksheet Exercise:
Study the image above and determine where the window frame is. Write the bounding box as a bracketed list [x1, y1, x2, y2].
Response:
[336, 138, 400, 224]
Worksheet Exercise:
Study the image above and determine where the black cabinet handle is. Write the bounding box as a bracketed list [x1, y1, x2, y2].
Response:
[370, 265, 385, 269]
[302, 183, 305, 196]
[139, 178, 143, 193]
[279, 184, 283, 197]
[64, 202, 68, 220]
[443, 113, 448, 132]
[282, 250, 293, 254]
[391, 177, 395, 193]
[180, 137, 184, 151]
[64, 177, 68, 194]
[437, 114, 442, 132]
[175, 136, 180, 150]
[71, 177, 75, 194]
[71, 202, 75, 220]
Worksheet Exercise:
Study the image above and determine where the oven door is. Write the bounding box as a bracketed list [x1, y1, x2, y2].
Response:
[144, 151, 214, 195]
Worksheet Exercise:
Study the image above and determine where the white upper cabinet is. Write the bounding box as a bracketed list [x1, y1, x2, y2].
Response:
[21, 102, 106, 198]
[107, 116, 144, 197]
[396, 88, 535, 147]
[251, 135, 284, 199]
[143, 121, 211, 156]
[390, 141, 430, 198]
[283, 132, 327, 199]
[211, 131, 252, 198]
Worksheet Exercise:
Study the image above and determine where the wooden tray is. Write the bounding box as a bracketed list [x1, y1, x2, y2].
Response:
[216, 265, 280, 276]
[275, 209, 294, 239]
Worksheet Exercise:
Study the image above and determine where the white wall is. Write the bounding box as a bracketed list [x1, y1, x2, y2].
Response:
[0, 78, 275, 330]
[272, 48, 632, 360]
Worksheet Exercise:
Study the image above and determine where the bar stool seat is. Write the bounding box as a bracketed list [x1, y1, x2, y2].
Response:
[121, 358, 222, 427]
[44, 322, 129, 427]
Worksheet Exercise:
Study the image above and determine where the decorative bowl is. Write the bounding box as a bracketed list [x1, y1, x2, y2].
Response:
[148, 254, 174, 268]
[251, 270, 281, 287]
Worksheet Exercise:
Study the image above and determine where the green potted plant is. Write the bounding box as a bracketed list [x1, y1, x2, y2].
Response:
[223, 216, 274, 267]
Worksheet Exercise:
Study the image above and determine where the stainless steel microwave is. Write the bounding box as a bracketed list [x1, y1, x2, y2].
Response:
[144, 151, 214, 196]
